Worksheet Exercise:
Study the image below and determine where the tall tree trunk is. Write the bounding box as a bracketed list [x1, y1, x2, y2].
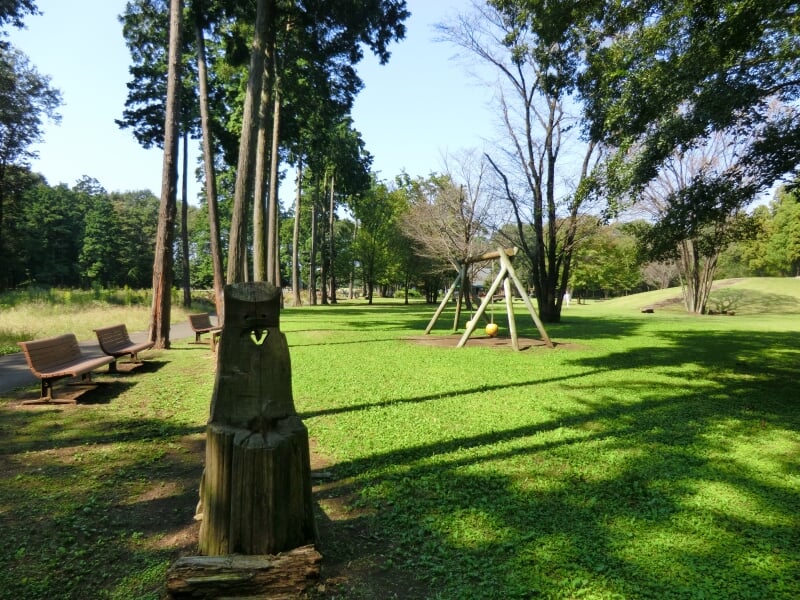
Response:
[227, 0, 269, 283]
[267, 86, 282, 286]
[328, 172, 337, 304]
[349, 220, 358, 299]
[195, 17, 225, 320]
[320, 179, 328, 305]
[149, 0, 182, 349]
[308, 188, 318, 306]
[291, 161, 302, 306]
[0, 161, 6, 287]
[181, 130, 191, 308]
[252, 69, 271, 282]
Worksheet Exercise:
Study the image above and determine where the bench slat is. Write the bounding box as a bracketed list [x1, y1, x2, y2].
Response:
[18, 334, 83, 377]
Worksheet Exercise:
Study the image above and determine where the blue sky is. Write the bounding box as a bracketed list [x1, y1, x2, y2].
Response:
[8, 0, 495, 204]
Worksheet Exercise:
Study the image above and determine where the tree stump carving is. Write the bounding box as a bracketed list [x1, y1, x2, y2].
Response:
[198, 282, 316, 556]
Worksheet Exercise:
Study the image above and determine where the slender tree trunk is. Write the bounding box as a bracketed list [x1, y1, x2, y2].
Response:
[267, 86, 281, 286]
[252, 69, 270, 282]
[181, 130, 191, 308]
[328, 172, 337, 304]
[0, 161, 6, 287]
[308, 197, 317, 306]
[149, 0, 182, 349]
[195, 17, 225, 320]
[227, 0, 269, 283]
[291, 161, 302, 306]
[349, 220, 358, 299]
[320, 178, 328, 305]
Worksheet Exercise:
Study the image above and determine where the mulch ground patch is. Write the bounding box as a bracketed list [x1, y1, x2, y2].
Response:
[404, 333, 580, 351]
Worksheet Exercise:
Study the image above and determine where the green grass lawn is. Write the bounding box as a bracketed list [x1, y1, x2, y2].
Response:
[0, 279, 798, 599]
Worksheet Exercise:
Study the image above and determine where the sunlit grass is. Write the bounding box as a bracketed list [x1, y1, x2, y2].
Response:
[0, 279, 798, 599]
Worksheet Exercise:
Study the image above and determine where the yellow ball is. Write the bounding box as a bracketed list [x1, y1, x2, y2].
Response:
[485, 322, 499, 337]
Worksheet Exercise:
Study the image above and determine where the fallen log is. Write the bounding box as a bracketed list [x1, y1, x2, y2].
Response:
[166, 545, 322, 599]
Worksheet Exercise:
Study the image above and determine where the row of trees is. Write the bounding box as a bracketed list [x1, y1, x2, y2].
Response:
[116, 0, 411, 346]
[2, 1, 799, 344]
[4, 165, 797, 311]
[0, 174, 159, 290]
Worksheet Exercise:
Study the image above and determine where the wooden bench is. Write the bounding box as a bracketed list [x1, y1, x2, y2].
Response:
[17, 333, 114, 402]
[94, 324, 154, 372]
[188, 313, 222, 349]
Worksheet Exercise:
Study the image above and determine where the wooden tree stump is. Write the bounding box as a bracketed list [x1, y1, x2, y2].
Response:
[197, 282, 316, 557]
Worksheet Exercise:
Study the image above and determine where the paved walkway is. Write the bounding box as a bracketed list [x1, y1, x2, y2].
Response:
[0, 321, 196, 395]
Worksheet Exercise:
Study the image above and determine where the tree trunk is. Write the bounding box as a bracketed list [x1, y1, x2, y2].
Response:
[308, 192, 318, 306]
[180, 130, 191, 308]
[267, 86, 282, 286]
[349, 220, 358, 299]
[195, 18, 225, 320]
[198, 282, 316, 556]
[149, 0, 182, 349]
[227, 0, 269, 283]
[0, 161, 5, 285]
[328, 172, 337, 303]
[679, 239, 719, 314]
[252, 68, 270, 282]
[291, 162, 302, 306]
[320, 184, 328, 306]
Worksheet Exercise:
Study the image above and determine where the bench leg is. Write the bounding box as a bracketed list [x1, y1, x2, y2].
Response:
[21, 378, 70, 405]
[108, 360, 119, 373]
[24, 374, 100, 405]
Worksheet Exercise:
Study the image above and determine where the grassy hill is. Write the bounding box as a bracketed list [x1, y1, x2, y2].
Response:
[571, 277, 800, 316]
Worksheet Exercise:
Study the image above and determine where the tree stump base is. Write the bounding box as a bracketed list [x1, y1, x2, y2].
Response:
[199, 417, 316, 556]
[166, 544, 322, 599]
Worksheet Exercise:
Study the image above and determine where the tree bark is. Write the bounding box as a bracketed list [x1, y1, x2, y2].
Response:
[308, 189, 318, 306]
[252, 68, 271, 282]
[166, 545, 321, 599]
[291, 161, 302, 306]
[149, 0, 182, 349]
[328, 172, 337, 303]
[195, 17, 225, 320]
[267, 85, 282, 286]
[180, 130, 191, 308]
[227, 0, 269, 283]
[320, 180, 328, 305]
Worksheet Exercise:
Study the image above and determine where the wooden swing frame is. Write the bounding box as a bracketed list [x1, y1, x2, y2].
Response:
[424, 247, 553, 350]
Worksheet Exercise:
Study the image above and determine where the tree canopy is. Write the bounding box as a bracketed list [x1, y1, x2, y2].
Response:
[581, 0, 800, 197]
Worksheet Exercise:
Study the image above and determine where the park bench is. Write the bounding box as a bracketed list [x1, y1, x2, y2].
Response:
[188, 313, 222, 350]
[17, 333, 114, 402]
[94, 323, 154, 372]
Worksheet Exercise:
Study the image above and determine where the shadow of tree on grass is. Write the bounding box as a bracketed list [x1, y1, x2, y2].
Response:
[311, 328, 799, 599]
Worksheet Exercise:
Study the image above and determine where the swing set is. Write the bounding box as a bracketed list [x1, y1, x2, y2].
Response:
[424, 247, 553, 351]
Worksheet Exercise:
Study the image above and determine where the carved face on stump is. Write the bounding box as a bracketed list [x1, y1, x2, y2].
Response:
[208, 282, 296, 430]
